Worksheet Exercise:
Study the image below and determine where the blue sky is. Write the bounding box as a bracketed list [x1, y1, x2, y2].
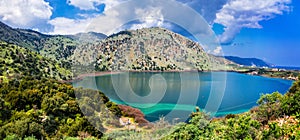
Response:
[0, 0, 299, 66]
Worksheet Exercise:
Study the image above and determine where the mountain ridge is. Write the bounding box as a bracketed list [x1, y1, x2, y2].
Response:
[224, 56, 272, 67]
[0, 21, 237, 72]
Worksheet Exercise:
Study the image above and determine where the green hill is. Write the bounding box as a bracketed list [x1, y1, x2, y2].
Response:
[0, 21, 107, 65]
[0, 42, 72, 82]
[0, 21, 50, 51]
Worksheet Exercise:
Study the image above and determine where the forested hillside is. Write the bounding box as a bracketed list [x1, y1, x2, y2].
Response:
[0, 21, 106, 66]
[0, 42, 72, 82]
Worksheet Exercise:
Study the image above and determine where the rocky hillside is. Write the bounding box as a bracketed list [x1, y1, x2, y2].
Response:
[94, 27, 234, 71]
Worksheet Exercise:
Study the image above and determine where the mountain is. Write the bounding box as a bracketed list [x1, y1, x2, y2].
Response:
[68, 32, 107, 43]
[93, 27, 235, 71]
[0, 21, 50, 51]
[0, 21, 236, 72]
[0, 41, 72, 82]
[224, 56, 272, 67]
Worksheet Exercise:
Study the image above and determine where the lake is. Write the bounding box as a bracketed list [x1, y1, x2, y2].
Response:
[73, 72, 293, 122]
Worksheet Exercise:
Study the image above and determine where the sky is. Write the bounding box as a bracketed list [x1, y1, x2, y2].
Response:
[0, 0, 299, 66]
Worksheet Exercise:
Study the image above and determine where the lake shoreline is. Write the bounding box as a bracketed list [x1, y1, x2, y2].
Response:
[68, 69, 296, 83]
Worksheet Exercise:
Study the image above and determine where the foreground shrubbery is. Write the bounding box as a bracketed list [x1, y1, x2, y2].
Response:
[0, 77, 120, 139]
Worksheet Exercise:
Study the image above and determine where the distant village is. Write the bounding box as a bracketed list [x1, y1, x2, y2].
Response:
[238, 65, 299, 81]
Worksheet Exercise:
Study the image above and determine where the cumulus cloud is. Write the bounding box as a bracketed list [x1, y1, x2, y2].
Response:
[67, 0, 127, 10]
[206, 46, 223, 55]
[128, 7, 165, 30]
[55, 0, 168, 35]
[0, 0, 52, 29]
[215, 0, 291, 44]
[48, 17, 93, 35]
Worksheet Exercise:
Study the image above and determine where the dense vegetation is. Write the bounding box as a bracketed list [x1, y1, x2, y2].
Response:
[0, 21, 107, 68]
[0, 42, 72, 81]
[0, 77, 121, 139]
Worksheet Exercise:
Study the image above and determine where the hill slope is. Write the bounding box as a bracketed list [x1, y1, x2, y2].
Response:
[93, 27, 234, 71]
[0, 42, 72, 82]
[0, 21, 107, 64]
[0, 21, 50, 51]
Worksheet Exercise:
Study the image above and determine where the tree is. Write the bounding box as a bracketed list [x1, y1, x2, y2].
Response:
[281, 91, 300, 116]
[256, 92, 283, 123]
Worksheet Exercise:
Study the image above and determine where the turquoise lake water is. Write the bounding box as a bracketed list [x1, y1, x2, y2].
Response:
[73, 72, 293, 122]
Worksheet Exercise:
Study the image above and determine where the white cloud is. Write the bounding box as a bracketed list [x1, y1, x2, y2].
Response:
[49, 1, 169, 35]
[215, 0, 291, 44]
[67, 0, 127, 10]
[207, 46, 223, 55]
[0, 0, 52, 29]
[213, 46, 222, 55]
[67, 0, 96, 10]
[128, 7, 165, 30]
[48, 17, 93, 35]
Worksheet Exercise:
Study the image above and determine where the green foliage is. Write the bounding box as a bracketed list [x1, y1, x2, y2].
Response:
[0, 42, 72, 81]
[281, 79, 300, 116]
[0, 78, 121, 139]
[256, 92, 283, 123]
[166, 111, 211, 140]
[224, 115, 261, 139]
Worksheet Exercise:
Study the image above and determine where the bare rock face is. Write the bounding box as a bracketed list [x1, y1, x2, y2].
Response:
[94, 27, 230, 71]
